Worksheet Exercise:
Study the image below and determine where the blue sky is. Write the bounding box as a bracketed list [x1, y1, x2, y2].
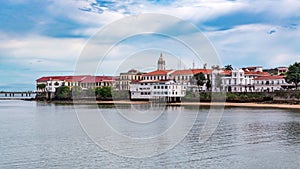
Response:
[0, 0, 300, 91]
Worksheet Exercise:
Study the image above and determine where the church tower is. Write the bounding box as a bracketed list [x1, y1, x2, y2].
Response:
[157, 53, 165, 70]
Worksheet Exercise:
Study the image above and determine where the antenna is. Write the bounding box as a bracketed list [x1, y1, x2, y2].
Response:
[192, 60, 195, 69]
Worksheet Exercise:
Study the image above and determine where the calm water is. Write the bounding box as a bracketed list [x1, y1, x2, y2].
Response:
[0, 100, 299, 169]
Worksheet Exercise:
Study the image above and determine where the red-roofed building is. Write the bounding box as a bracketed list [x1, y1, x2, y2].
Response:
[253, 75, 289, 92]
[142, 70, 174, 81]
[212, 68, 273, 92]
[36, 75, 116, 92]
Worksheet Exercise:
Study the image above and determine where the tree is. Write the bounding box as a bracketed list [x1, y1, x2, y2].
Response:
[206, 75, 211, 91]
[285, 62, 300, 89]
[224, 65, 233, 70]
[193, 72, 206, 86]
[55, 86, 71, 100]
[55, 86, 71, 99]
[37, 84, 46, 92]
[95, 86, 112, 98]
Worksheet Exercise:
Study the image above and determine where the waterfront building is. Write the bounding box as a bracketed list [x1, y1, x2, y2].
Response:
[212, 68, 270, 92]
[253, 75, 288, 92]
[129, 79, 186, 102]
[116, 69, 144, 90]
[36, 75, 115, 93]
[170, 69, 212, 91]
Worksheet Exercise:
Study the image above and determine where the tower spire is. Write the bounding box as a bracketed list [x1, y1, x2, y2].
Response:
[157, 52, 166, 70]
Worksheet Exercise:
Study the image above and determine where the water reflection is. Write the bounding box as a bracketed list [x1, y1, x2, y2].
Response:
[0, 101, 299, 168]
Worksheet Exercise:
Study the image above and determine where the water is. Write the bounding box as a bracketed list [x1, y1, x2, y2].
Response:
[0, 100, 299, 168]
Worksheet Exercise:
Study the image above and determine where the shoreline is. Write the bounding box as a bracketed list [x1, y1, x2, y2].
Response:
[2, 98, 299, 109]
[44, 100, 300, 110]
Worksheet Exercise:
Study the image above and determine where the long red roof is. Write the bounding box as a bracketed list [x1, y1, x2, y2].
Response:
[253, 76, 286, 80]
[171, 69, 212, 75]
[143, 70, 173, 76]
[36, 75, 115, 82]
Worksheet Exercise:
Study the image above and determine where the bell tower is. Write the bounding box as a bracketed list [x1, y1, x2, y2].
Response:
[157, 53, 165, 70]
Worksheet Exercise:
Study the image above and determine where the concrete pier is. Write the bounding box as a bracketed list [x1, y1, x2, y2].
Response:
[0, 91, 36, 100]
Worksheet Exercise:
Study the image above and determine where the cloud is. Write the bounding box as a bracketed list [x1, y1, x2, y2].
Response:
[207, 23, 300, 68]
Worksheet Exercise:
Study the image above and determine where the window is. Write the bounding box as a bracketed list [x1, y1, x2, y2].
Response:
[54, 82, 59, 86]
[154, 86, 156, 89]
[158, 86, 160, 89]
[165, 86, 167, 89]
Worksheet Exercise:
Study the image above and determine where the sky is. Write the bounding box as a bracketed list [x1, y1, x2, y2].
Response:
[0, 0, 300, 91]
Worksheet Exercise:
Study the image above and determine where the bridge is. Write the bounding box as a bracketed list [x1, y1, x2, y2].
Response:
[0, 91, 36, 100]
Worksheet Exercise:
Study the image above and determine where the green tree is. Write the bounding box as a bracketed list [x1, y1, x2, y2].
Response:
[224, 65, 233, 70]
[95, 86, 112, 98]
[193, 72, 206, 86]
[206, 76, 211, 91]
[55, 86, 71, 100]
[285, 62, 300, 89]
[37, 83, 46, 92]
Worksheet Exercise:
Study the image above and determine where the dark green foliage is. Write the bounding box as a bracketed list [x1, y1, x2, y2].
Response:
[194, 72, 206, 86]
[206, 75, 211, 91]
[37, 84, 46, 92]
[95, 86, 112, 99]
[224, 65, 233, 70]
[285, 62, 300, 89]
[55, 86, 71, 100]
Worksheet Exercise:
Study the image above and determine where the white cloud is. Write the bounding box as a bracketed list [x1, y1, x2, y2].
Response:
[206, 23, 300, 68]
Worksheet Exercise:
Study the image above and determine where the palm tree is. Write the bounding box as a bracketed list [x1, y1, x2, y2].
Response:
[37, 84, 46, 92]
[224, 65, 233, 70]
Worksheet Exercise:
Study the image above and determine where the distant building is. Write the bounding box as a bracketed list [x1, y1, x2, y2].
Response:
[129, 79, 186, 102]
[253, 76, 288, 92]
[116, 69, 144, 90]
[212, 67, 270, 92]
[157, 53, 166, 70]
[170, 69, 212, 91]
[36, 75, 115, 93]
[264, 67, 288, 75]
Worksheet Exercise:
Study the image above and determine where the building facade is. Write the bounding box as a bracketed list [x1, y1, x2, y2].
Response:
[116, 69, 143, 90]
[129, 79, 186, 102]
[36, 75, 115, 93]
[253, 76, 288, 92]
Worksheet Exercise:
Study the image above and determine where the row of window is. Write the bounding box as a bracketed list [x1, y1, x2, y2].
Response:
[256, 80, 285, 85]
[143, 76, 167, 80]
[140, 91, 182, 95]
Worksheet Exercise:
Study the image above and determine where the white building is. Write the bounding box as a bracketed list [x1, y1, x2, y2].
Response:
[212, 68, 271, 92]
[129, 79, 186, 102]
[253, 76, 288, 92]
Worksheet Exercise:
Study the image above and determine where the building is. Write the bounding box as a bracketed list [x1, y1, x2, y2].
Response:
[129, 79, 186, 102]
[212, 68, 270, 92]
[253, 75, 288, 92]
[264, 67, 289, 75]
[116, 69, 143, 90]
[36, 75, 115, 93]
[157, 53, 166, 70]
[170, 69, 212, 91]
